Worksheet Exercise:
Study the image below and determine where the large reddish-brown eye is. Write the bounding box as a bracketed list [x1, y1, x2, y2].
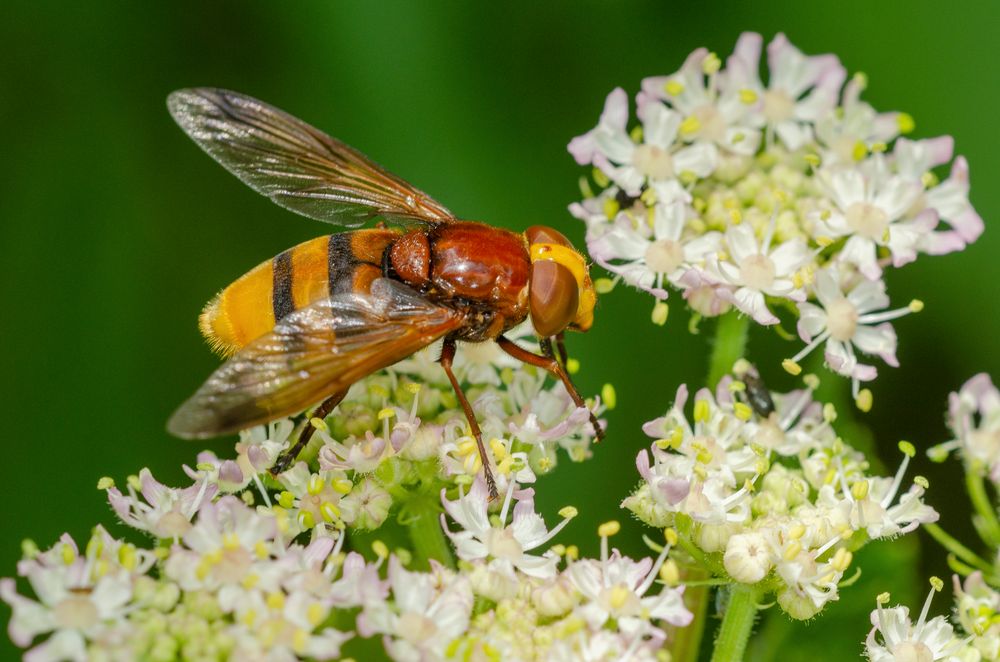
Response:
[530, 260, 579, 337]
[526, 225, 572, 248]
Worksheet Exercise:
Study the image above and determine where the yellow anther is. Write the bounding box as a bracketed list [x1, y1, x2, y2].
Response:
[96, 477, 115, 490]
[921, 171, 940, 189]
[640, 187, 658, 206]
[803, 373, 820, 390]
[788, 524, 806, 540]
[242, 573, 259, 589]
[320, 502, 341, 522]
[309, 417, 328, 432]
[332, 479, 353, 495]
[877, 592, 890, 605]
[734, 403, 752, 421]
[930, 576, 943, 592]
[566, 358, 581, 375]
[660, 559, 680, 584]
[702, 52, 721, 74]
[804, 153, 821, 167]
[908, 299, 924, 313]
[603, 198, 620, 220]
[402, 382, 422, 396]
[898, 440, 916, 458]
[565, 545, 579, 561]
[551, 544, 566, 556]
[602, 383, 617, 410]
[897, 113, 915, 134]
[831, 548, 853, 572]
[651, 300, 669, 326]
[856, 389, 873, 413]
[222, 532, 240, 550]
[377, 407, 396, 421]
[298, 511, 316, 529]
[594, 278, 615, 295]
[693, 465, 708, 481]
[739, 88, 758, 104]
[368, 384, 389, 399]
[696, 450, 713, 465]
[608, 584, 631, 610]
[853, 71, 868, 90]
[851, 480, 870, 501]
[598, 520, 621, 538]
[680, 115, 701, 135]
[242, 608, 257, 626]
[254, 541, 269, 559]
[664, 80, 685, 96]
[307, 474, 325, 495]
[914, 475, 929, 489]
[871, 142, 887, 153]
[693, 399, 710, 423]
[729, 208, 743, 224]
[558, 506, 579, 520]
[118, 543, 136, 570]
[783, 541, 802, 561]
[823, 403, 837, 423]
[782, 359, 802, 376]
[372, 540, 389, 559]
[266, 591, 285, 611]
[195, 560, 211, 581]
[852, 141, 868, 162]
[278, 491, 295, 509]
[630, 125, 644, 143]
[593, 167, 610, 188]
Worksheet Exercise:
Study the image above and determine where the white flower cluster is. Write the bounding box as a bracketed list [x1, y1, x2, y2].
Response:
[865, 573, 1000, 662]
[623, 366, 937, 620]
[1, 478, 690, 661]
[929, 373, 1000, 486]
[570, 32, 981, 396]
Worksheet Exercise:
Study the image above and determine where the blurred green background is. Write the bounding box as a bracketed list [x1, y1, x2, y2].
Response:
[1, 1, 997, 659]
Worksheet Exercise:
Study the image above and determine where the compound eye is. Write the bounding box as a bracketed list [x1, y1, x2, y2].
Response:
[530, 260, 579, 337]
[525, 225, 572, 248]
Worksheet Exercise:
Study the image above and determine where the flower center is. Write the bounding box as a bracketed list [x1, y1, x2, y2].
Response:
[754, 418, 785, 450]
[599, 583, 641, 616]
[890, 641, 934, 662]
[645, 239, 685, 274]
[214, 546, 253, 583]
[845, 201, 889, 240]
[739, 254, 776, 291]
[156, 509, 192, 538]
[397, 611, 437, 644]
[486, 527, 525, 562]
[826, 297, 859, 342]
[762, 89, 795, 123]
[692, 104, 727, 142]
[54, 595, 99, 629]
[633, 144, 675, 180]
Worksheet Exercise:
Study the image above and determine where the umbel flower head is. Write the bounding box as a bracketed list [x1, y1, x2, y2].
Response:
[570, 32, 981, 392]
[623, 365, 937, 620]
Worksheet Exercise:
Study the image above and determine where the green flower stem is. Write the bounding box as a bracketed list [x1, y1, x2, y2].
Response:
[924, 522, 993, 573]
[710, 585, 760, 662]
[404, 496, 454, 570]
[670, 577, 710, 662]
[965, 469, 1000, 549]
[707, 311, 750, 388]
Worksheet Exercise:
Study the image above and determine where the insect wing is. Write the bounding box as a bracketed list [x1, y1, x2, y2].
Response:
[168, 279, 463, 437]
[167, 88, 456, 226]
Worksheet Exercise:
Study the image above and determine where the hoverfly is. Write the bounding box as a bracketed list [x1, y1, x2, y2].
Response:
[166, 89, 602, 498]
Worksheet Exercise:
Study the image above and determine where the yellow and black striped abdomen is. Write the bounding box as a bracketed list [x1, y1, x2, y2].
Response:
[199, 229, 400, 356]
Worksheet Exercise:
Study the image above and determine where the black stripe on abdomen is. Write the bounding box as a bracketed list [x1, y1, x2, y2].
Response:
[328, 233, 357, 295]
[272, 250, 294, 321]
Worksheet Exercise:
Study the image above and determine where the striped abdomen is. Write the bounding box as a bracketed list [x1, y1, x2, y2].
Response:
[199, 229, 400, 356]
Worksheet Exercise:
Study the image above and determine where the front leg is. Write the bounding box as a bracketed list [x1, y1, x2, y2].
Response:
[440, 337, 499, 500]
[496, 335, 605, 442]
[272, 389, 348, 475]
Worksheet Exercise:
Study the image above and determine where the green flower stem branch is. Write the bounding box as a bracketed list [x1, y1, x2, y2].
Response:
[923, 522, 993, 575]
[403, 495, 454, 570]
[966, 468, 1000, 549]
[707, 311, 751, 389]
[710, 585, 761, 662]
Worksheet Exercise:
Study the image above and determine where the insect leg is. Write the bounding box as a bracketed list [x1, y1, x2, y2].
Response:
[555, 332, 570, 368]
[495, 336, 605, 442]
[272, 389, 349, 475]
[440, 337, 499, 500]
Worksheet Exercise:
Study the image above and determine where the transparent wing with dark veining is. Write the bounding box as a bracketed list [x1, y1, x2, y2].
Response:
[168, 279, 462, 437]
[167, 88, 456, 226]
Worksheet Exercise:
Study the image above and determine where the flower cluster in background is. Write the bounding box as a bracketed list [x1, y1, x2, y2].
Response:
[623, 363, 937, 620]
[569, 32, 982, 398]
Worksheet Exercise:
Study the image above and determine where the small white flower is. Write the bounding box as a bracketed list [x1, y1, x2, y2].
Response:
[866, 584, 964, 662]
[724, 532, 772, 584]
[106, 467, 216, 539]
[791, 266, 918, 397]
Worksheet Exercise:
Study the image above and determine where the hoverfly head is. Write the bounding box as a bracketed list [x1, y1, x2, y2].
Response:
[525, 226, 596, 337]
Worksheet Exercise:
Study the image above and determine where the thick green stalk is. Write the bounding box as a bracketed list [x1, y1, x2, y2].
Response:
[710, 585, 760, 662]
[707, 311, 750, 388]
[404, 497, 454, 570]
[966, 469, 1000, 549]
[924, 522, 993, 573]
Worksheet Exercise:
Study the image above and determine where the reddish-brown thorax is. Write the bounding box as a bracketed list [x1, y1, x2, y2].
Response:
[388, 221, 530, 340]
